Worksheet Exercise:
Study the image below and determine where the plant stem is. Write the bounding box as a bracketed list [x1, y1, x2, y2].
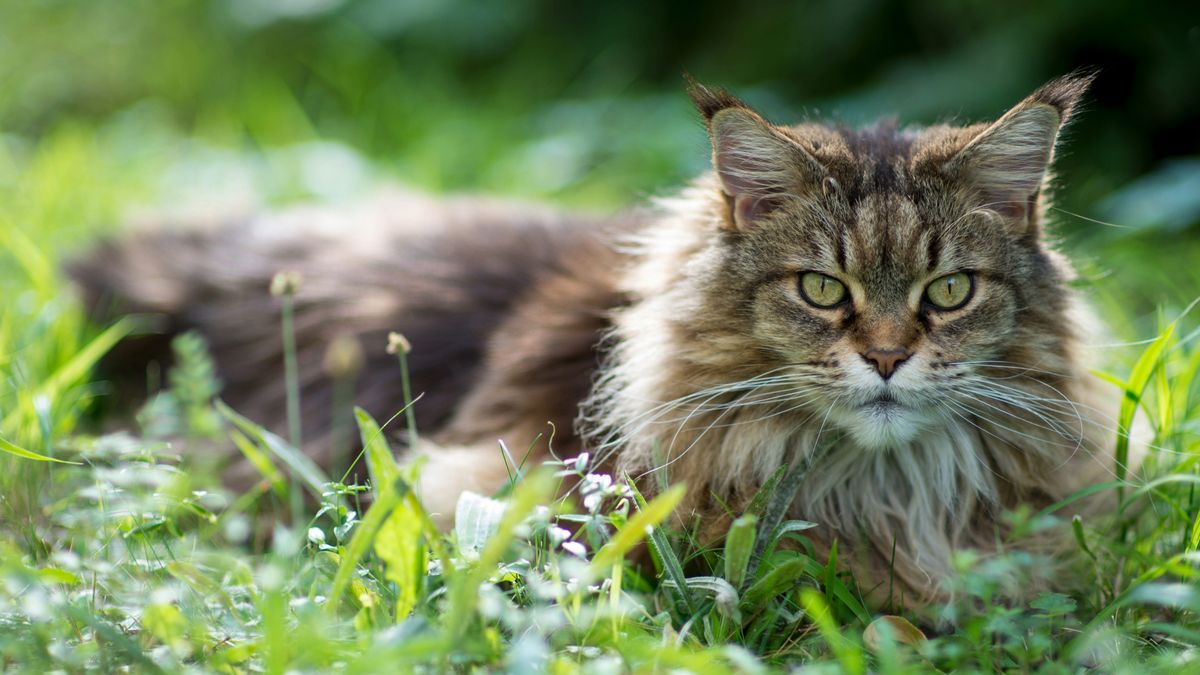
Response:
[397, 344, 418, 446]
[281, 295, 302, 451]
[281, 294, 303, 525]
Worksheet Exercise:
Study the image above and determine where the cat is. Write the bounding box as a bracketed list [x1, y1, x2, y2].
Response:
[71, 72, 1139, 609]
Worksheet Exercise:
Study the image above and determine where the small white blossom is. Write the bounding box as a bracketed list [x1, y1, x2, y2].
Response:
[582, 473, 612, 492]
[572, 452, 590, 472]
[548, 526, 572, 546]
[583, 492, 604, 513]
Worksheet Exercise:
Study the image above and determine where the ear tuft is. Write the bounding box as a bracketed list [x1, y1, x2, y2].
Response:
[684, 73, 748, 122]
[1025, 70, 1097, 123]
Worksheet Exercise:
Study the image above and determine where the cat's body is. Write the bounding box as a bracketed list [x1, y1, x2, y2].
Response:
[72, 74, 1137, 608]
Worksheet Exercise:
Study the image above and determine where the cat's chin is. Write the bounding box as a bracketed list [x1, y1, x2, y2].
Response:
[833, 399, 929, 450]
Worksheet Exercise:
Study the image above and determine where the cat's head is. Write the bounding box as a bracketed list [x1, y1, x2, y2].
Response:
[681, 74, 1094, 450]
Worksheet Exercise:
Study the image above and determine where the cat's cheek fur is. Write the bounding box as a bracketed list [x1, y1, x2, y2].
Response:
[749, 282, 842, 355]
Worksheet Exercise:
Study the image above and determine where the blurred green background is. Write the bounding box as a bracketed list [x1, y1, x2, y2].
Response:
[1, 0, 1198, 328]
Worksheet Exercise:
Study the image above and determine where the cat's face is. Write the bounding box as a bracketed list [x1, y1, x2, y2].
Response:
[688, 76, 1091, 449]
[729, 167, 1039, 448]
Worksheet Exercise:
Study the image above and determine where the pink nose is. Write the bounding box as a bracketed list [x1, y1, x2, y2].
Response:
[862, 348, 911, 380]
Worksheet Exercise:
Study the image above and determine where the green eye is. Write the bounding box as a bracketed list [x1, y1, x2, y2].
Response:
[925, 272, 973, 310]
[799, 272, 848, 308]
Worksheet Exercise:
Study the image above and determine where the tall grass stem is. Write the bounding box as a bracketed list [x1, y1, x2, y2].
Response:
[281, 296, 302, 452]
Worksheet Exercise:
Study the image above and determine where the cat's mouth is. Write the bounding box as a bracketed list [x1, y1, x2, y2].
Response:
[830, 390, 930, 449]
[863, 392, 900, 410]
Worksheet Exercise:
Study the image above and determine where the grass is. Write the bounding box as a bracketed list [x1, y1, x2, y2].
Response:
[2, 117, 1200, 673]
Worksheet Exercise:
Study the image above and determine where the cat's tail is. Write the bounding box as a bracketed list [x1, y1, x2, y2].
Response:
[67, 190, 623, 483]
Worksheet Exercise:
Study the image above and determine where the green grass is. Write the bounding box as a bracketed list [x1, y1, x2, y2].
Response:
[2, 116, 1200, 673]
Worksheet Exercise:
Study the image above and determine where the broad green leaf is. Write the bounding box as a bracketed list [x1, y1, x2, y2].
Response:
[1030, 592, 1077, 616]
[327, 488, 400, 615]
[142, 602, 188, 647]
[328, 408, 442, 619]
[741, 556, 821, 608]
[745, 464, 788, 518]
[723, 514, 757, 590]
[444, 469, 556, 643]
[39, 567, 81, 585]
[663, 575, 740, 621]
[745, 454, 819, 589]
[454, 491, 507, 559]
[375, 485, 426, 621]
[760, 519, 818, 563]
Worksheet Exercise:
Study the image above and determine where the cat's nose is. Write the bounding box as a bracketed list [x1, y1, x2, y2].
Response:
[861, 348, 911, 380]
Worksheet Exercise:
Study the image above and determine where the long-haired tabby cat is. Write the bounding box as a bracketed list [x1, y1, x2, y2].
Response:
[72, 72, 1138, 609]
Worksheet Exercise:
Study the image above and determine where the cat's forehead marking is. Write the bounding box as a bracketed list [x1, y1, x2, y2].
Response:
[845, 194, 927, 301]
[835, 122, 916, 196]
[813, 123, 982, 283]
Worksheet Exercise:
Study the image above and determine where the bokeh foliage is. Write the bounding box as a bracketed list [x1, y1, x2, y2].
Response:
[0, 1, 1195, 203]
[3, 0, 1197, 318]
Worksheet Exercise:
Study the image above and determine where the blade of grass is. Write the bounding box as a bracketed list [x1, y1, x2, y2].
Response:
[326, 487, 400, 615]
[627, 480, 696, 616]
[0, 435, 79, 464]
[229, 428, 287, 498]
[356, 406, 399, 488]
[1, 317, 135, 435]
[800, 589, 865, 675]
[590, 483, 687, 573]
[217, 400, 333, 504]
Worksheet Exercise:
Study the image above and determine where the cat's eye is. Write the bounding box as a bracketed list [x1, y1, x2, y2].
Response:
[799, 272, 848, 308]
[925, 272, 973, 310]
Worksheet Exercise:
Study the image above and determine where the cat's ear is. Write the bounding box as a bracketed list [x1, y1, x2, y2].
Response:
[945, 72, 1094, 229]
[687, 78, 825, 231]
